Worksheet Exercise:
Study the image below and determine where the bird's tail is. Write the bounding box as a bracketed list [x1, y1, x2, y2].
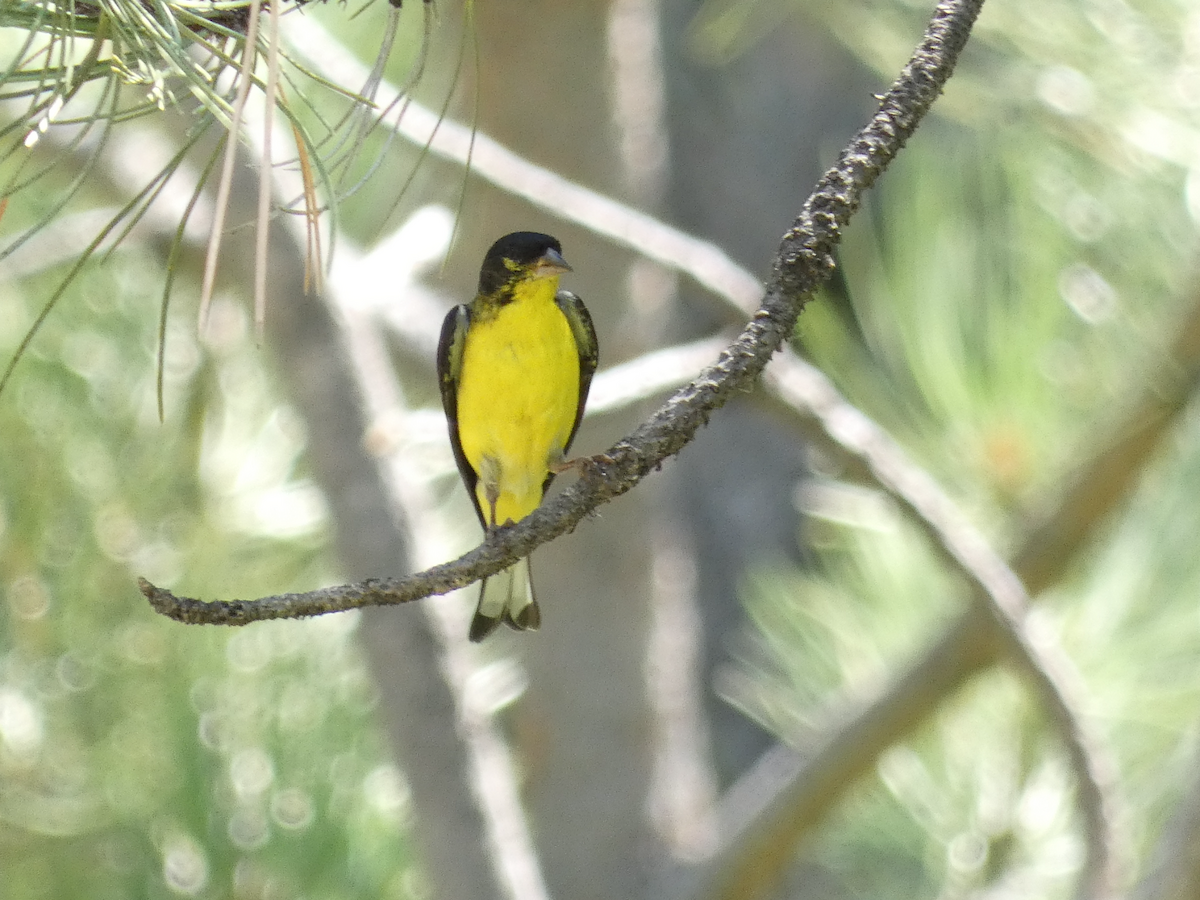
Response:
[469, 556, 541, 643]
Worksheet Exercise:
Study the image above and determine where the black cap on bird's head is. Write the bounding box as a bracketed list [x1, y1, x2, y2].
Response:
[478, 231, 571, 295]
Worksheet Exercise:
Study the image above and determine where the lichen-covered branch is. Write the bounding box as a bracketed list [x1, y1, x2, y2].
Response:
[141, 0, 987, 625]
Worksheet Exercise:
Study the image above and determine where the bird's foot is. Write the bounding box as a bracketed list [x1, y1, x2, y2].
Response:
[484, 517, 519, 542]
[549, 455, 585, 475]
[551, 452, 617, 477]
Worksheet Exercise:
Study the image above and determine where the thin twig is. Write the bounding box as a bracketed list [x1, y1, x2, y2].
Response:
[586, 337, 732, 416]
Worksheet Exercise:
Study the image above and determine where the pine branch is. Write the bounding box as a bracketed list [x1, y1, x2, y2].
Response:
[140, 0, 986, 624]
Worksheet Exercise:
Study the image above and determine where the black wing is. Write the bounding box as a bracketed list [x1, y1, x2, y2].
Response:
[436, 304, 487, 528]
[556, 289, 599, 466]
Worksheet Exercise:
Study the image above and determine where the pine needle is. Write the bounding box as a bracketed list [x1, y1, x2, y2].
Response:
[199, 0, 263, 333]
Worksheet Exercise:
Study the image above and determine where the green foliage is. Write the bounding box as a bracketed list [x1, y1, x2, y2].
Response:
[732, 0, 1200, 894]
[0, 4, 450, 894]
[5, 0, 1197, 896]
[0, 242, 415, 898]
[0, 0, 435, 295]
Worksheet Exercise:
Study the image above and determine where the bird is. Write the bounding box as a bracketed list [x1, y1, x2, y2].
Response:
[436, 232, 599, 642]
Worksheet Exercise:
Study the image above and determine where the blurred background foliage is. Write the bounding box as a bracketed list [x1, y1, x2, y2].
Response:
[3, 0, 1200, 898]
[731, 0, 1200, 896]
[0, 239, 416, 898]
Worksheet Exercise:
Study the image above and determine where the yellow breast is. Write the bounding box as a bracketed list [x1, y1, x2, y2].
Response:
[456, 281, 581, 526]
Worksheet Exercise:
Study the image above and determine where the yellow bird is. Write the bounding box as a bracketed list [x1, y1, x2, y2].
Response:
[437, 232, 599, 642]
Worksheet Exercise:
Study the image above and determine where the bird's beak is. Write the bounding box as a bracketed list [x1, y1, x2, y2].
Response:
[534, 247, 572, 279]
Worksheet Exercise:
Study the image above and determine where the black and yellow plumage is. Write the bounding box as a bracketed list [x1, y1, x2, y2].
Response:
[437, 232, 599, 642]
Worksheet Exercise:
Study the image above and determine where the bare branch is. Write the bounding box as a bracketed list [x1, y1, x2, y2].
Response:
[585, 337, 732, 416]
[141, 0, 986, 623]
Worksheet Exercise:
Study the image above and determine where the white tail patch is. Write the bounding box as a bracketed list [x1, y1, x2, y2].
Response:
[470, 557, 540, 642]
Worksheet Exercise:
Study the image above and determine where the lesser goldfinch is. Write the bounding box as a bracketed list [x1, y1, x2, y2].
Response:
[437, 232, 599, 642]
